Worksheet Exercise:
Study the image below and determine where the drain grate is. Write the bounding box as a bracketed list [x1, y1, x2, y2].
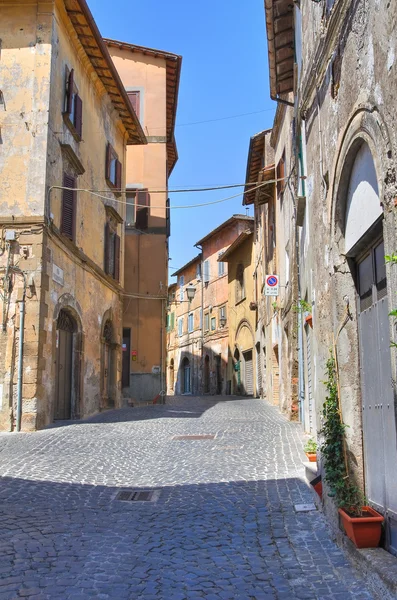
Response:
[115, 489, 160, 502]
[172, 434, 215, 441]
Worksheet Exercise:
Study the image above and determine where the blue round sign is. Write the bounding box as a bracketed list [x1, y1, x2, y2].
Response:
[266, 276, 278, 287]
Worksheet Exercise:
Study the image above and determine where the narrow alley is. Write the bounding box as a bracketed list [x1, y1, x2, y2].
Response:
[0, 397, 374, 600]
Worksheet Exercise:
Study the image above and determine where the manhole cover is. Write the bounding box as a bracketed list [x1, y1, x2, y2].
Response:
[115, 489, 160, 502]
[172, 434, 215, 441]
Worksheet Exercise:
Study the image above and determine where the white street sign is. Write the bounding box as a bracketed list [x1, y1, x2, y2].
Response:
[265, 274, 279, 296]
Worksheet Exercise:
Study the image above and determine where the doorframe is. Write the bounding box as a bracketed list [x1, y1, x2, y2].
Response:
[100, 310, 117, 410]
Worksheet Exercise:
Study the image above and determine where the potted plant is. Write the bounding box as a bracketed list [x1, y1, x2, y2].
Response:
[338, 485, 384, 549]
[303, 438, 317, 462]
[321, 354, 384, 548]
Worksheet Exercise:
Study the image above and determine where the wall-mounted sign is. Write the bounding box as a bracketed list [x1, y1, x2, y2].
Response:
[52, 263, 64, 286]
[132, 350, 137, 361]
[264, 274, 279, 296]
[152, 365, 160, 375]
[122, 344, 127, 351]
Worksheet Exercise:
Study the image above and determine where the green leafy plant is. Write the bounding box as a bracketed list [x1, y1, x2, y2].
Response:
[292, 299, 312, 314]
[386, 253, 397, 348]
[320, 353, 366, 517]
[303, 438, 317, 453]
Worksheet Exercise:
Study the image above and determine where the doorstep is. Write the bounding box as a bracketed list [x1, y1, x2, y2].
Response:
[335, 528, 397, 600]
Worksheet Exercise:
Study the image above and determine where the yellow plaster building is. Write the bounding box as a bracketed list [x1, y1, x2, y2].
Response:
[0, 0, 145, 430]
[221, 226, 257, 397]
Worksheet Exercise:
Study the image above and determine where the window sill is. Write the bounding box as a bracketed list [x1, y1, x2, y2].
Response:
[106, 178, 122, 197]
[62, 113, 81, 143]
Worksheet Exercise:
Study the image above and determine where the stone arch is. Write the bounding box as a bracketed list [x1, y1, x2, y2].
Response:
[100, 308, 117, 410]
[235, 319, 255, 397]
[52, 296, 84, 421]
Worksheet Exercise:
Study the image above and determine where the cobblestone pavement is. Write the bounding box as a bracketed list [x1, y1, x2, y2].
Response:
[0, 396, 374, 600]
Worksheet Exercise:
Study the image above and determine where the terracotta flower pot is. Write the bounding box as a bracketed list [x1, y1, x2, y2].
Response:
[339, 506, 384, 548]
[305, 314, 313, 328]
[305, 452, 317, 462]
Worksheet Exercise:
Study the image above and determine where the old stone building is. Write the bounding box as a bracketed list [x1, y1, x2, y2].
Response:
[262, 0, 397, 555]
[105, 40, 181, 404]
[166, 215, 254, 396]
[0, 0, 146, 430]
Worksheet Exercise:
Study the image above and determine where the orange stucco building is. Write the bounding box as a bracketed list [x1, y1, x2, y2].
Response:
[167, 215, 254, 396]
[106, 40, 181, 404]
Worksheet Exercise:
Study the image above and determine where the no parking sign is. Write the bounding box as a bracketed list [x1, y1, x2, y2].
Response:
[264, 274, 279, 296]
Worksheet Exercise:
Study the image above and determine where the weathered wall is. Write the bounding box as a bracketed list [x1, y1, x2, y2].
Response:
[297, 0, 397, 510]
[0, 0, 127, 430]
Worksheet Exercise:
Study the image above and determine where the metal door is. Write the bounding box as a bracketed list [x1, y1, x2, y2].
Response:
[358, 239, 397, 554]
[243, 350, 254, 395]
[256, 344, 262, 397]
[304, 324, 314, 433]
[55, 312, 74, 420]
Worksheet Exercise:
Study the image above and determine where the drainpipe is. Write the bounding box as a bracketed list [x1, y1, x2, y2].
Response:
[297, 133, 306, 426]
[16, 274, 27, 432]
[194, 245, 204, 394]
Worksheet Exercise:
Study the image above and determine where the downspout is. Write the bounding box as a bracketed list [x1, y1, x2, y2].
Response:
[16, 273, 27, 432]
[297, 133, 306, 425]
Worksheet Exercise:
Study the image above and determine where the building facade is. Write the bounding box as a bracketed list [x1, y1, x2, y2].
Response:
[106, 40, 181, 404]
[0, 0, 146, 430]
[166, 215, 254, 396]
[221, 227, 257, 397]
[262, 0, 397, 554]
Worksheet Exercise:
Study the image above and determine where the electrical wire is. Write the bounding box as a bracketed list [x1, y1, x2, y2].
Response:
[48, 176, 288, 211]
[149, 108, 275, 129]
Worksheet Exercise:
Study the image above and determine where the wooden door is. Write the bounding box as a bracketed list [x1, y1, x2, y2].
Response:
[55, 328, 73, 420]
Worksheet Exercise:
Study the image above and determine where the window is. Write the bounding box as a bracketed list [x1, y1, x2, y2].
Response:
[64, 68, 83, 140]
[276, 152, 285, 199]
[104, 219, 121, 281]
[125, 191, 135, 227]
[219, 305, 227, 327]
[61, 173, 76, 241]
[135, 190, 150, 230]
[188, 312, 194, 333]
[204, 312, 210, 332]
[203, 260, 210, 283]
[179, 276, 184, 301]
[196, 262, 201, 280]
[105, 143, 122, 191]
[127, 91, 140, 119]
[178, 317, 183, 337]
[170, 312, 175, 331]
[211, 316, 216, 331]
[236, 263, 245, 303]
[218, 253, 225, 276]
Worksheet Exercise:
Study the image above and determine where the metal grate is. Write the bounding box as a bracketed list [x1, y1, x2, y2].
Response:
[172, 434, 215, 441]
[115, 489, 158, 502]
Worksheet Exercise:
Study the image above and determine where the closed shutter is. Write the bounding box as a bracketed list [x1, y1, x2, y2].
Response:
[74, 95, 83, 138]
[166, 198, 170, 237]
[61, 174, 76, 240]
[104, 222, 110, 274]
[171, 312, 175, 330]
[203, 260, 210, 283]
[305, 324, 314, 433]
[136, 190, 149, 230]
[114, 234, 120, 281]
[243, 350, 254, 395]
[127, 91, 140, 119]
[116, 160, 122, 191]
[105, 143, 111, 180]
[66, 68, 74, 114]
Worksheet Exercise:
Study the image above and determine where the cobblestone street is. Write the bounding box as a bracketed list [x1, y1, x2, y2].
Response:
[0, 397, 374, 600]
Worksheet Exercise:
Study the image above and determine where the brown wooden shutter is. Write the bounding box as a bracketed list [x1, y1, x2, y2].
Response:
[127, 91, 140, 119]
[105, 143, 111, 180]
[114, 234, 120, 281]
[166, 198, 170, 238]
[136, 190, 149, 230]
[66, 68, 74, 115]
[61, 174, 76, 240]
[74, 95, 83, 138]
[104, 222, 110, 274]
[277, 155, 285, 196]
[116, 159, 122, 191]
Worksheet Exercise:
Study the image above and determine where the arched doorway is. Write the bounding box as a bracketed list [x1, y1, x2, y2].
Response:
[334, 135, 397, 552]
[102, 319, 114, 408]
[55, 309, 77, 420]
[204, 355, 210, 393]
[169, 358, 174, 391]
[182, 357, 191, 394]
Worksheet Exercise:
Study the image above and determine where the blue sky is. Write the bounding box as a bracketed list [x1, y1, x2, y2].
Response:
[91, 0, 275, 277]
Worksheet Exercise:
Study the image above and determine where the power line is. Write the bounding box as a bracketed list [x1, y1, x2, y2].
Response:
[48, 177, 285, 211]
[149, 108, 275, 129]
